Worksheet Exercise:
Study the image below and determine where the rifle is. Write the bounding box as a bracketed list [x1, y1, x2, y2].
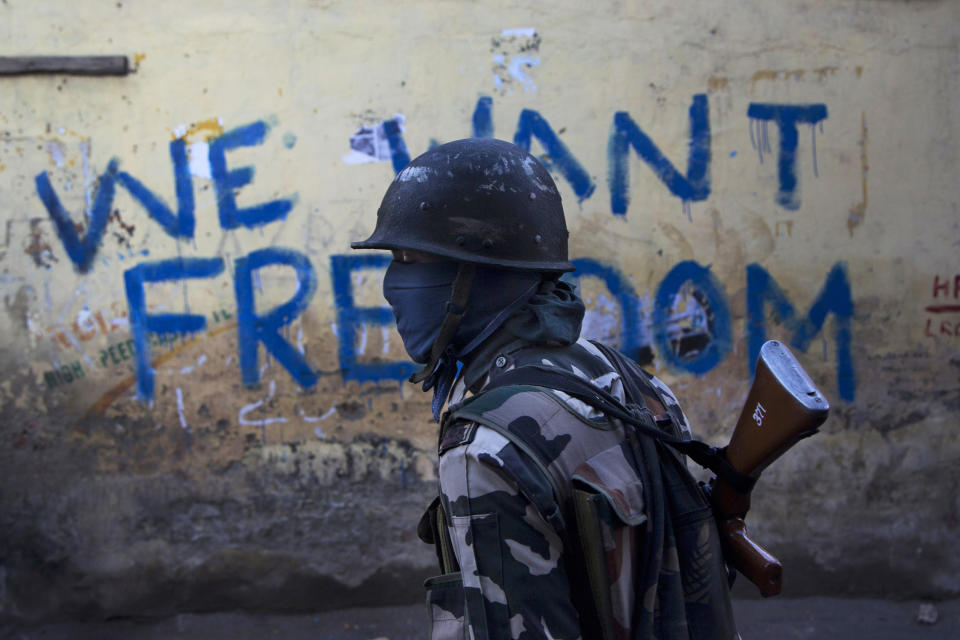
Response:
[706, 340, 829, 597]
[464, 338, 827, 598]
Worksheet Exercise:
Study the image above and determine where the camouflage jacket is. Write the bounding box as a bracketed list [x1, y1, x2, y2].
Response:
[422, 336, 738, 640]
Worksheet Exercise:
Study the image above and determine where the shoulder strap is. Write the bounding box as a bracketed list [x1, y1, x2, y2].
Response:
[445, 385, 570, 534]
[589, 340, 669, 415]
[477, 361, 757, 495]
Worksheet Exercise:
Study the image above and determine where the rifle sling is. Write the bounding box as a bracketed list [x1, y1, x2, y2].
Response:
[481, 364, 757, 495]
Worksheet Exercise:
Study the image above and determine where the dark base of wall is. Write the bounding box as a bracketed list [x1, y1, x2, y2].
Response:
[732, 542, 958, 601]
[0, 562, 434, 625]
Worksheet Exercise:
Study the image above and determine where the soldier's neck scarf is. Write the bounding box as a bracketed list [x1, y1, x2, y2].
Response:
[500, 277, 584, 346]
[456, 277, 586, 394]
[382, 260, 542, 420]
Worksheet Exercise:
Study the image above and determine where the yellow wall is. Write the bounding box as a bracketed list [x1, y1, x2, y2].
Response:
[1, 0, 958, 617]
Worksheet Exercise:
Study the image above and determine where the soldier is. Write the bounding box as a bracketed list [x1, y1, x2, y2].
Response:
[352, 138, 738, 639]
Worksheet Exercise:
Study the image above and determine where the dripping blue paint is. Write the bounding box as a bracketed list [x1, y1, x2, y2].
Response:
[747, 103, 828, 211]
[746, 261, 854, 400]
[608, 94, 711, 216]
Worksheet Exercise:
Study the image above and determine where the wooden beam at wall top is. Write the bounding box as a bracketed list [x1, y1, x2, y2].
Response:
[0, 56, 129, 76]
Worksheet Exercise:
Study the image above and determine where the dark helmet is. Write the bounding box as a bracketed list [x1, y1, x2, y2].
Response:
[351, 138, 573, 272]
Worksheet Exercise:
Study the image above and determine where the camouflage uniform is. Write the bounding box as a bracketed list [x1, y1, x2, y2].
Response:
[348, 137, 737, 639]
[423, 336, 738, 640]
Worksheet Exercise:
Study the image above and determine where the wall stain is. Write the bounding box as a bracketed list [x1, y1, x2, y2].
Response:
[109, 210, 137, 248]
[750, 69, 790, 90]
[750, 66, 838, 90]
[3, 284, 35, 331]
[24, 219, 56, 268]
[848, 111, 868, 237]
[707, 75, 728, 93]
[656, 221, 695, 261]
[709, 208, 746, 279]
[335, 400, 366, 421]
[741, 212, 776, 261]
[86, 321, 237, 417]
[812, 66, 838, 82]
[173, 117, 225, 142]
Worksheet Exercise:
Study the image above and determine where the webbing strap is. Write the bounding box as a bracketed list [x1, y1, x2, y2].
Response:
[480, 364, 757, 495]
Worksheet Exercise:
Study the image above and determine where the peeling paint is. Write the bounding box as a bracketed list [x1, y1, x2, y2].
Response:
[491, 28, 541, 94]
[187, 141, 211, 179]
[343, 115, 406, 165]
[172, 117, 225, 143]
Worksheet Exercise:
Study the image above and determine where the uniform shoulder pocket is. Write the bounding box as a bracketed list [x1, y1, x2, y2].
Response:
[571, 442, 647, 640]
[572, 441, 646, 526]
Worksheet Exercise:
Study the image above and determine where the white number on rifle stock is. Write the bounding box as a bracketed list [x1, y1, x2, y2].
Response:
[753, 402, 767, 427]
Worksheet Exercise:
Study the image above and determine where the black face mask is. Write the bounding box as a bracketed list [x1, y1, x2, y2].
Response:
[383, 261, 543, 362]
[382, 261, 460, 364]
[382, 260, 543, 420]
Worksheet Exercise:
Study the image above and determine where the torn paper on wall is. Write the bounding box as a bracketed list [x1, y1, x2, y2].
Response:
[342, 115, 406, 165]
[492, 28, 541, 94]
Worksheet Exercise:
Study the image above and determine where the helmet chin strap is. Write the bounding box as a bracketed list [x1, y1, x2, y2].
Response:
[409, 263, 476, 385]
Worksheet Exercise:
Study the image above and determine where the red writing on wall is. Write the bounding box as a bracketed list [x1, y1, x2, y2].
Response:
[38, 303, 128, 350]
[924, 273, 960, 338]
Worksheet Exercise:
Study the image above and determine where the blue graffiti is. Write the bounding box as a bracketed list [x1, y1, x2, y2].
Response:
[235, 248, 318, 388]
[746, 103, 828, 210]
[116, 138, 195, 239]
[35, 159, 119, 273]
[209, 120, 295, 229]
[746, 261, 854, 400]
[382, 118, 412, 175]
[514, 109, 596, 202]
[653, 260, 732, 375]
[124, 257, 225, 399]
[359, 96, 833, 217]
[330, 254, 417, 383]
[472, 96, 494, 138]
[39, 120, 291, 273]
[608, 94, 711, 216]
[335, 255, 855, 400]
[36, 107, 857, 404]
[569, 258, 647, 362]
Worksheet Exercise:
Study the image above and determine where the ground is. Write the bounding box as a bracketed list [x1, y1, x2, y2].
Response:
[3, 599, 958, 639]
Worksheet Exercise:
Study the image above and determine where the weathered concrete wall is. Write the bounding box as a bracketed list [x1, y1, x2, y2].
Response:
[1, 0, 957, 621]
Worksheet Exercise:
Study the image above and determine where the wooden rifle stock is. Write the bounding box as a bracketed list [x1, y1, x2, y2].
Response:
[710, 340, 829, 597]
